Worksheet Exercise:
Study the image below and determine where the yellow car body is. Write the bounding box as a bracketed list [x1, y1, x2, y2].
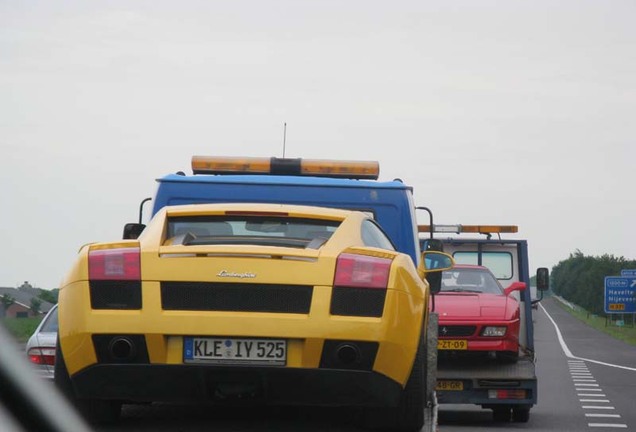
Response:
[57, 203, 432, 412]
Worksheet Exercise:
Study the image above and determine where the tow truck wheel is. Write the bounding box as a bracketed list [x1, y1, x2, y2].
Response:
[362, 325, 427, 431]
[492, 407, 511, 422]
[512, 407, 530, 423]
[54, 340, 121, 425]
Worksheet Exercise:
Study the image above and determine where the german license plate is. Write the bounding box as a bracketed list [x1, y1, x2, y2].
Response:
[437, 339, 468, 350]
[184, 337, 286, 366]
[436, 380, 464, 391]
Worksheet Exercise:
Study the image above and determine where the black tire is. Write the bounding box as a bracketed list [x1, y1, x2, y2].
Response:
[512, 407, 530, 423]
[54, 338, 121, 425]
[54, 337, 75, 401]
[492, 407, 511, 422]
[82, 399, 122, 425]
[364, 327, 427, 431]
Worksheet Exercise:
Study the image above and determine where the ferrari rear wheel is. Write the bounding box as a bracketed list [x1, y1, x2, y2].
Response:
[54, 340, 121, 425]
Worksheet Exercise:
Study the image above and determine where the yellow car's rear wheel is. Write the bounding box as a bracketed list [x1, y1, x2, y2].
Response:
[363, 326, 427, 431]
[54, 341, 121, 425]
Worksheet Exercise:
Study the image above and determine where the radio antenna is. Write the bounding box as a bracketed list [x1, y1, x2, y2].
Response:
[282, 122, 287, 157]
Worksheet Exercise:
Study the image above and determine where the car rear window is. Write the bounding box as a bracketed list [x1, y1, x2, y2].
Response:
[441, 268, 504, 295]
[166, 215, 341, 249]
[40, 307, 59, 333]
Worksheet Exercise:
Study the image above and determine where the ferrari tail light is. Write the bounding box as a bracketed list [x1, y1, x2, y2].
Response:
[27, 347, 56, 366]
[89, 247, 141, 280]
[334, 253, 391, 289]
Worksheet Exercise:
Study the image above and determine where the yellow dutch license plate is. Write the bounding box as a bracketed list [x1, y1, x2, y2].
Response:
[436, 380, 464, 391]
[437, 339, 468, 350]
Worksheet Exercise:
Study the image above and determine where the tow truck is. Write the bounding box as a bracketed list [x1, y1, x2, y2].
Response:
[419, 224, 549, 423]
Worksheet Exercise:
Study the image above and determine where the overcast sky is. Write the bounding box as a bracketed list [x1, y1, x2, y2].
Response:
[1, 1, 634, 289]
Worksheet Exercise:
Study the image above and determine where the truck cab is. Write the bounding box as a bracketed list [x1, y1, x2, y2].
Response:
[130, 156, 422, 265]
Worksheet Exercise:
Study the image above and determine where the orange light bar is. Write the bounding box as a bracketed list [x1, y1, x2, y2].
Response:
[418, 225, 518, 234]
[192, 156, 271, 175]
[461, 225, 518, 234]
[300, 159, 379, 179]
[191, 156, 379, 180]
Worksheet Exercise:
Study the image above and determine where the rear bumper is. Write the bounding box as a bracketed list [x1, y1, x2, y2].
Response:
[466, 339, 518, 352]
[71, 364, 403, 407]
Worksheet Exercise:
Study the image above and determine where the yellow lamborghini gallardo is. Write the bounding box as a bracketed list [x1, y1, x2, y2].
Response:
[55, 202, 452, 431]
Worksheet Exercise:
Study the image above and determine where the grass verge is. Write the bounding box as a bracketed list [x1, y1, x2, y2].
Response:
[553, 297, 636, 346]
[1, 317, 43, 343]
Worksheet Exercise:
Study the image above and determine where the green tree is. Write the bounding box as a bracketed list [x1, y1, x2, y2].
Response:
[552, 251, 636, 316]
[30, 297, 42, 315]
[37, 289, 58, 304]
[1, 294, 16, 318]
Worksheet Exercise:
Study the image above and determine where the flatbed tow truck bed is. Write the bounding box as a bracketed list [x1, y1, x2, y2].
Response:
[436, 355, 537, 406]
[438, 356, 536, 380]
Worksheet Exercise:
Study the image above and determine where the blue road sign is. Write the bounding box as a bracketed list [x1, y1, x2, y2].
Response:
[604, 277, 636, 313]
[621, 269, 636, 277]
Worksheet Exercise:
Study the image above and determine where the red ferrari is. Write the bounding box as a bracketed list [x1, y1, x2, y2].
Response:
[434, 264, 526, 362]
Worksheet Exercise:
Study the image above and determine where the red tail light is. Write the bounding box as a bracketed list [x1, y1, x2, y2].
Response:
[89, 247, 141, 280]
[27, 347, 56, 366]
[334, 253, 391, 289]
[489, 389, 527, 400]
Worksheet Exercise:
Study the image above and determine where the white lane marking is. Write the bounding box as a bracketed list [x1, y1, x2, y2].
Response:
[540, 303, 636, 371]
[579, 394, 607, 397]
[542, 302, 631, 430]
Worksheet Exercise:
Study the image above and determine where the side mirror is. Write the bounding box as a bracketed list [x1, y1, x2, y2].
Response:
[421, 251, 454, 271]
[420, 251, 454, 294]
[536, 267, 550, 291]
[504, 281, 526, 296]
[123, 223, 146, 240]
